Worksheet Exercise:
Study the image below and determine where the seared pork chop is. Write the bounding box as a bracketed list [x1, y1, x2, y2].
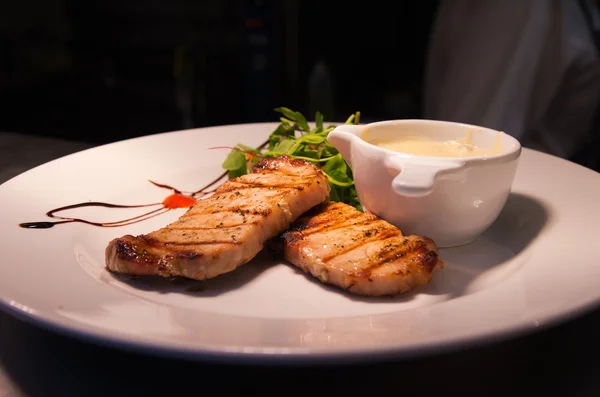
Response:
[278, 202, 443, 296]
[105, 155, 330, 280]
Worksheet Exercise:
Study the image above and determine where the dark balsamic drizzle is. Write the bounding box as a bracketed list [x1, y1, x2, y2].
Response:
[191, 170, 228, 196]
[19, 173, 228, 229]
[148, 180, 183, 194]
[19, 139, 268, 230]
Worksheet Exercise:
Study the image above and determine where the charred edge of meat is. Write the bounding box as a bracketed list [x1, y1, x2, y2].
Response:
[139, 234, 162, 248]
[280, 202, 335, 238]
[113, 237, 138, 261]
[411, 240, 442, 273]
[157, 258, 170, 272]
[280, 230, 304, 246]
[218, 180, 309, 192]
[112, 236, 159, 265]
[176, 251, 202, 261]
[252, 155, 316, 172]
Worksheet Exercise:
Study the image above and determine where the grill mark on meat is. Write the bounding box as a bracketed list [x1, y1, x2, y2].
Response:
[215, 184, 295, 194]
[351, 240, 437, 278]
[252, 156, 312, 170]
[227, 179, 309, 191]
[105, 155, 331, 281]
[292, 215, 374, 238]
[162, 239, 241, 246]
[200, 207, 273, 217]
[354, 246, 405, 277]
[169, 222, 258, 230]
[278, 201, 444, 297]
[138, 235, 161, 248]
[176, 251, 202, 260]
[320, 227, 400, 262]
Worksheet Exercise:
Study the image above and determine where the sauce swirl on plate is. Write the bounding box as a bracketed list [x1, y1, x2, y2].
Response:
[18, 171, 228, 229]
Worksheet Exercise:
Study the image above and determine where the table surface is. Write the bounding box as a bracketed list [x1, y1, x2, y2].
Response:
[1, 131, 599, 397]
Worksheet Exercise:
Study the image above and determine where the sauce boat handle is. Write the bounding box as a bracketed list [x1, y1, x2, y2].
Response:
[384, 156, 465, 197]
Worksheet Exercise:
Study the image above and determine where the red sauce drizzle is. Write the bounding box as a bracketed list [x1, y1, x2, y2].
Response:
[18, 171, 227, 229]
[162, 193, 196, 209]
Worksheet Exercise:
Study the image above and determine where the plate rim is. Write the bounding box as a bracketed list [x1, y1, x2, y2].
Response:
[2, 294, 598, 365]
[2, 123, 600, 364]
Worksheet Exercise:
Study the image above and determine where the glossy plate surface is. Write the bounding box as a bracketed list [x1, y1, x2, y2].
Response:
[1, 123, 599, 363]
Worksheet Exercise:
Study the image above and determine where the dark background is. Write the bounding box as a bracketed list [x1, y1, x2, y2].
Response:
[1, 3, 600, 395]
[0, 0, 438, 145]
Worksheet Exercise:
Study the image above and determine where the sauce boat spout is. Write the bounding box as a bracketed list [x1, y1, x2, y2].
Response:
[327, 124, 364, 167]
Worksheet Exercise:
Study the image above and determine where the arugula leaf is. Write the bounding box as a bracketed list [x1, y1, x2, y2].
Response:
[344, 111, 361, 125]
[268, 124, 293, 151]
[293, 148, 320, 159]
[274, 107, 297, 121]
[315, 111, 324, 132]
[348, 186, 362, 210]
[323, 154, 347, 175]
[280, 117, 294, 126]
[329, 184, 341, 202]
[274, 107, 310, 132]
[222, 149, 247, 178]
[272, 138, 296, 154]
[300, 134, 326, 145]
[294, 111, 310, 132]
[323, 154, 354, 187]
[319, 144, 338, 158]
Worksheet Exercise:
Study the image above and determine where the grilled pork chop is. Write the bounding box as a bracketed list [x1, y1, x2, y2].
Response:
[278, 202, 443, 297]
[105, 155, 330, 280]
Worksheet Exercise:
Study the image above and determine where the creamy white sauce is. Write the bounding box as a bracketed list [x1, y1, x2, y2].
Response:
[364, 130, 503, 158]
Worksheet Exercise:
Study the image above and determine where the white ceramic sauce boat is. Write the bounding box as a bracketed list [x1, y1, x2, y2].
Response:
[327, 119, 521, 248]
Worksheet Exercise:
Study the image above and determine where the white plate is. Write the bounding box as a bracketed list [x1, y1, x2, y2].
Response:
[1, 123, 600, 364]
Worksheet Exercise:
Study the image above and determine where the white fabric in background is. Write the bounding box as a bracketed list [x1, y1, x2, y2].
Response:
[424, 0, 600, 158]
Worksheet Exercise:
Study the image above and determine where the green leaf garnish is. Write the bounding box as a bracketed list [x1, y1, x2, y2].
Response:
[274, 107, 297, 121]
[222, 149, 247, 179]
[294, 111, 310, 132]
[220, 108, 363, 211]
[273, 138, 296, 154]
[315, 111, 324, 131]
